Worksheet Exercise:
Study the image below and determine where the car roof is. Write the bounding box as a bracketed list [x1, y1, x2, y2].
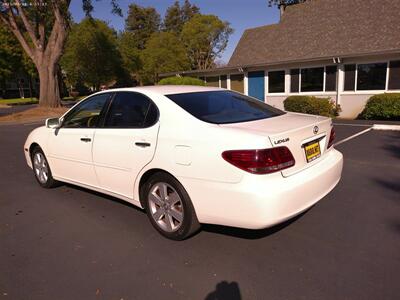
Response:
[101, 85, 223, 96]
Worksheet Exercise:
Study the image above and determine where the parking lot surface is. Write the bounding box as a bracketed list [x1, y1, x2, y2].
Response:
[0, 123, 399, 300]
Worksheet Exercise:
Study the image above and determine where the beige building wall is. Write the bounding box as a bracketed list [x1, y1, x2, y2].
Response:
[174, 53, 400, 119]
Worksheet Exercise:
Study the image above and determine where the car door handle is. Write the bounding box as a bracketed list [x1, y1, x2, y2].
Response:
[135, 142, 151, 148]
[80, 137, 92, 142]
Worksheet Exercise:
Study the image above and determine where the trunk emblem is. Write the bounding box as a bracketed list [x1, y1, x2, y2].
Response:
[313, 126, 319, 134]
[274, 138, 289, 145]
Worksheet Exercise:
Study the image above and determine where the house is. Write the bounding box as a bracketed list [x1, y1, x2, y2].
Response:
[161, 0, 400, 119]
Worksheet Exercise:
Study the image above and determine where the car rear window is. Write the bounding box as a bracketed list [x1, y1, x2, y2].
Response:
[166, 90, 285, 124]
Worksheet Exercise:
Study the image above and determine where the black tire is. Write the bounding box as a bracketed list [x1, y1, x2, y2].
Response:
[142, 172, 200, 240]
[31, 146, 59, 188]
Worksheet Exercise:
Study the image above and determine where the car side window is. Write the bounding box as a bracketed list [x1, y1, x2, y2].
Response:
[62, 93, 110, 128]
[104, 92, 158, 128]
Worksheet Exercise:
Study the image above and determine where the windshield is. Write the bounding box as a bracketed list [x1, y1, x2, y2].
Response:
[166, 90, 285, 124]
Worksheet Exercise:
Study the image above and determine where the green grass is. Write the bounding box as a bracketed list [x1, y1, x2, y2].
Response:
[0, 97, 39, 105]
[62, 96, 85, 102]
[0, 96, 85, 106]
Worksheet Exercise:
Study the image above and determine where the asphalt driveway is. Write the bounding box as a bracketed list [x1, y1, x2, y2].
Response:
[0, 123, 399, 300]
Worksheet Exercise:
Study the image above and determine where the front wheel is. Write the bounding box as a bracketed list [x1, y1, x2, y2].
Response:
[142, 173, 200, 240]
[31, 147, 59, 188]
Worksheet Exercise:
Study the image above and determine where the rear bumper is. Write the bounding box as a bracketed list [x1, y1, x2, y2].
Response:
[180, 148, 343, 229]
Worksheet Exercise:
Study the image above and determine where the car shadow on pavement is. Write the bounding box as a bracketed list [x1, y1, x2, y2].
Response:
[372, 178, 400, 195]
[382, 132, 400, 160]
[202, 210, 308, 240]
[205, 281, 242, 300]
[62, 183, 309, 240]
[63, 183, 144, 213]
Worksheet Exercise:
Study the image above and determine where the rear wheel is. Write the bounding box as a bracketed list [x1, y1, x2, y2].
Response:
[31, 147, 58, 188]
[142, 172, 200, 240]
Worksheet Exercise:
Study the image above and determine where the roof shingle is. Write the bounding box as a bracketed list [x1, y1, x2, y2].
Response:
[228, 0, 400, 67]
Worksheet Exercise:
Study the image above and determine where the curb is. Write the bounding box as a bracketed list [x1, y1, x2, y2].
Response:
[373, 124, 400, 131]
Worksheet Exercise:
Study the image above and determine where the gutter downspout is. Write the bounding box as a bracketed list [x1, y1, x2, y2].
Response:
[333, 57, 343, 112]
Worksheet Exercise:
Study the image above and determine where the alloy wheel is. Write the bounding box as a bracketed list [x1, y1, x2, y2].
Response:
[148, 182, 184, 232]
[33, 152, 49, 184]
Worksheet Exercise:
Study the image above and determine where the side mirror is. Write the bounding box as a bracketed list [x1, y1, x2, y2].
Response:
[45, 117, 61, 129]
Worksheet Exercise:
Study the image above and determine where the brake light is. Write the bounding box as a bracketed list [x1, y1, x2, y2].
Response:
[222, 147, 295, 175]
[328, 127, 336, 148]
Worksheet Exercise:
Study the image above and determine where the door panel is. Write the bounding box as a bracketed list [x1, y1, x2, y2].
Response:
[92, 91, 160, 199]
[92, 125, 159, 198]
[47, 128, 98, 186]
[46, 92, 111, 187]
[248, 71, 265, 101]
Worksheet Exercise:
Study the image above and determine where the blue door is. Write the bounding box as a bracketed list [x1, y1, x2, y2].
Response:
[248, 71, 265, 101]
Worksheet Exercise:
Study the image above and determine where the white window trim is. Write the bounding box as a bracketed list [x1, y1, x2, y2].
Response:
[266, 69, 286, 96]
[277, 65, 339, 96]
[385, 63, 390, 91]
[342, 60, 400, 94]
[295, 66, 328, 94]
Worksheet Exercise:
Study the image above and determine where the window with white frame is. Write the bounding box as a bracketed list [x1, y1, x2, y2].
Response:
[357, 63, 387, 90]
[289, 66, 337, 93]
[301, 67, 324, 92]
[325, 66, 337, 91]
[290, 69, 300, 93]
[268, 70, 285, 93]
[388, 61, 400, 90]
[344, 65, 356, 91]
[343, 61, 400, 91]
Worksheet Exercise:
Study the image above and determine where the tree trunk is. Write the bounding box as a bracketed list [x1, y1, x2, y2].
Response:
[38, 63, 61, 108]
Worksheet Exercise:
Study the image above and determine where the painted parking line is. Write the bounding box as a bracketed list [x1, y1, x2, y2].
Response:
[334, 127, 372, 147]
[333, 122, 400, 146]
[334, 123, 372, 127]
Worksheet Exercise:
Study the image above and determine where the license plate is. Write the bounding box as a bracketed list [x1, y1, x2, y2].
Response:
[304, 141, 321, 162]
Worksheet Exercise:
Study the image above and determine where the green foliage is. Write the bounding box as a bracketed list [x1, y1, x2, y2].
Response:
[140, 32, 190, 84]
[118, 31, 142, 75]
[268, 0, 307, 8]
[163, 0, 200, 34]
[61, 18, 122, 90]
[0, 26, 23, 82]
[359, 93, 400, 120]
[158, 76, 205, 86]
[284, 96, 340, 118]
[181, 14, 233, 70]
[125, 4, 161, 50]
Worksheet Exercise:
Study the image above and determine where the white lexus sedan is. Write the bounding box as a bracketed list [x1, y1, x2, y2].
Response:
[24, 86, 343, 240]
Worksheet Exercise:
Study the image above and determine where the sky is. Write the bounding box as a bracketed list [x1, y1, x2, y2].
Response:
[69, 0, 280, 64]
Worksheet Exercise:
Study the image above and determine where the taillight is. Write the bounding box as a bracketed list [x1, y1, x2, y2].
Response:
[328, 127, 336, 148]
[222, 147, 295, 175]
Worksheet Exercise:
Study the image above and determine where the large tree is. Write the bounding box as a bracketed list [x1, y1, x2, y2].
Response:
[125, 3, 160, 50]
[118, 31, 142, 81]
[140, 32, 190, 84]
[181, 14, 233, 70]
[61, 18, 121, 91]
[0, 0, 121, 107]
[163, 0, 199, 34]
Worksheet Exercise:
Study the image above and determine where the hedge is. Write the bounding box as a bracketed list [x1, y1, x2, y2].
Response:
[158, 76, 205, 86]
[359, 93, 400, 120]
[283, 96, 340, 118]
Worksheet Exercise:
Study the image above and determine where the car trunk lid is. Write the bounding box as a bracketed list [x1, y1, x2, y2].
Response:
[219, 112, 333, 177]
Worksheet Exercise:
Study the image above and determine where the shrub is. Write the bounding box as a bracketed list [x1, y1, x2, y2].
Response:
[359, 93, 400, 120]
[284, 96, 340, 118]
[158, 76, 205, 86]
